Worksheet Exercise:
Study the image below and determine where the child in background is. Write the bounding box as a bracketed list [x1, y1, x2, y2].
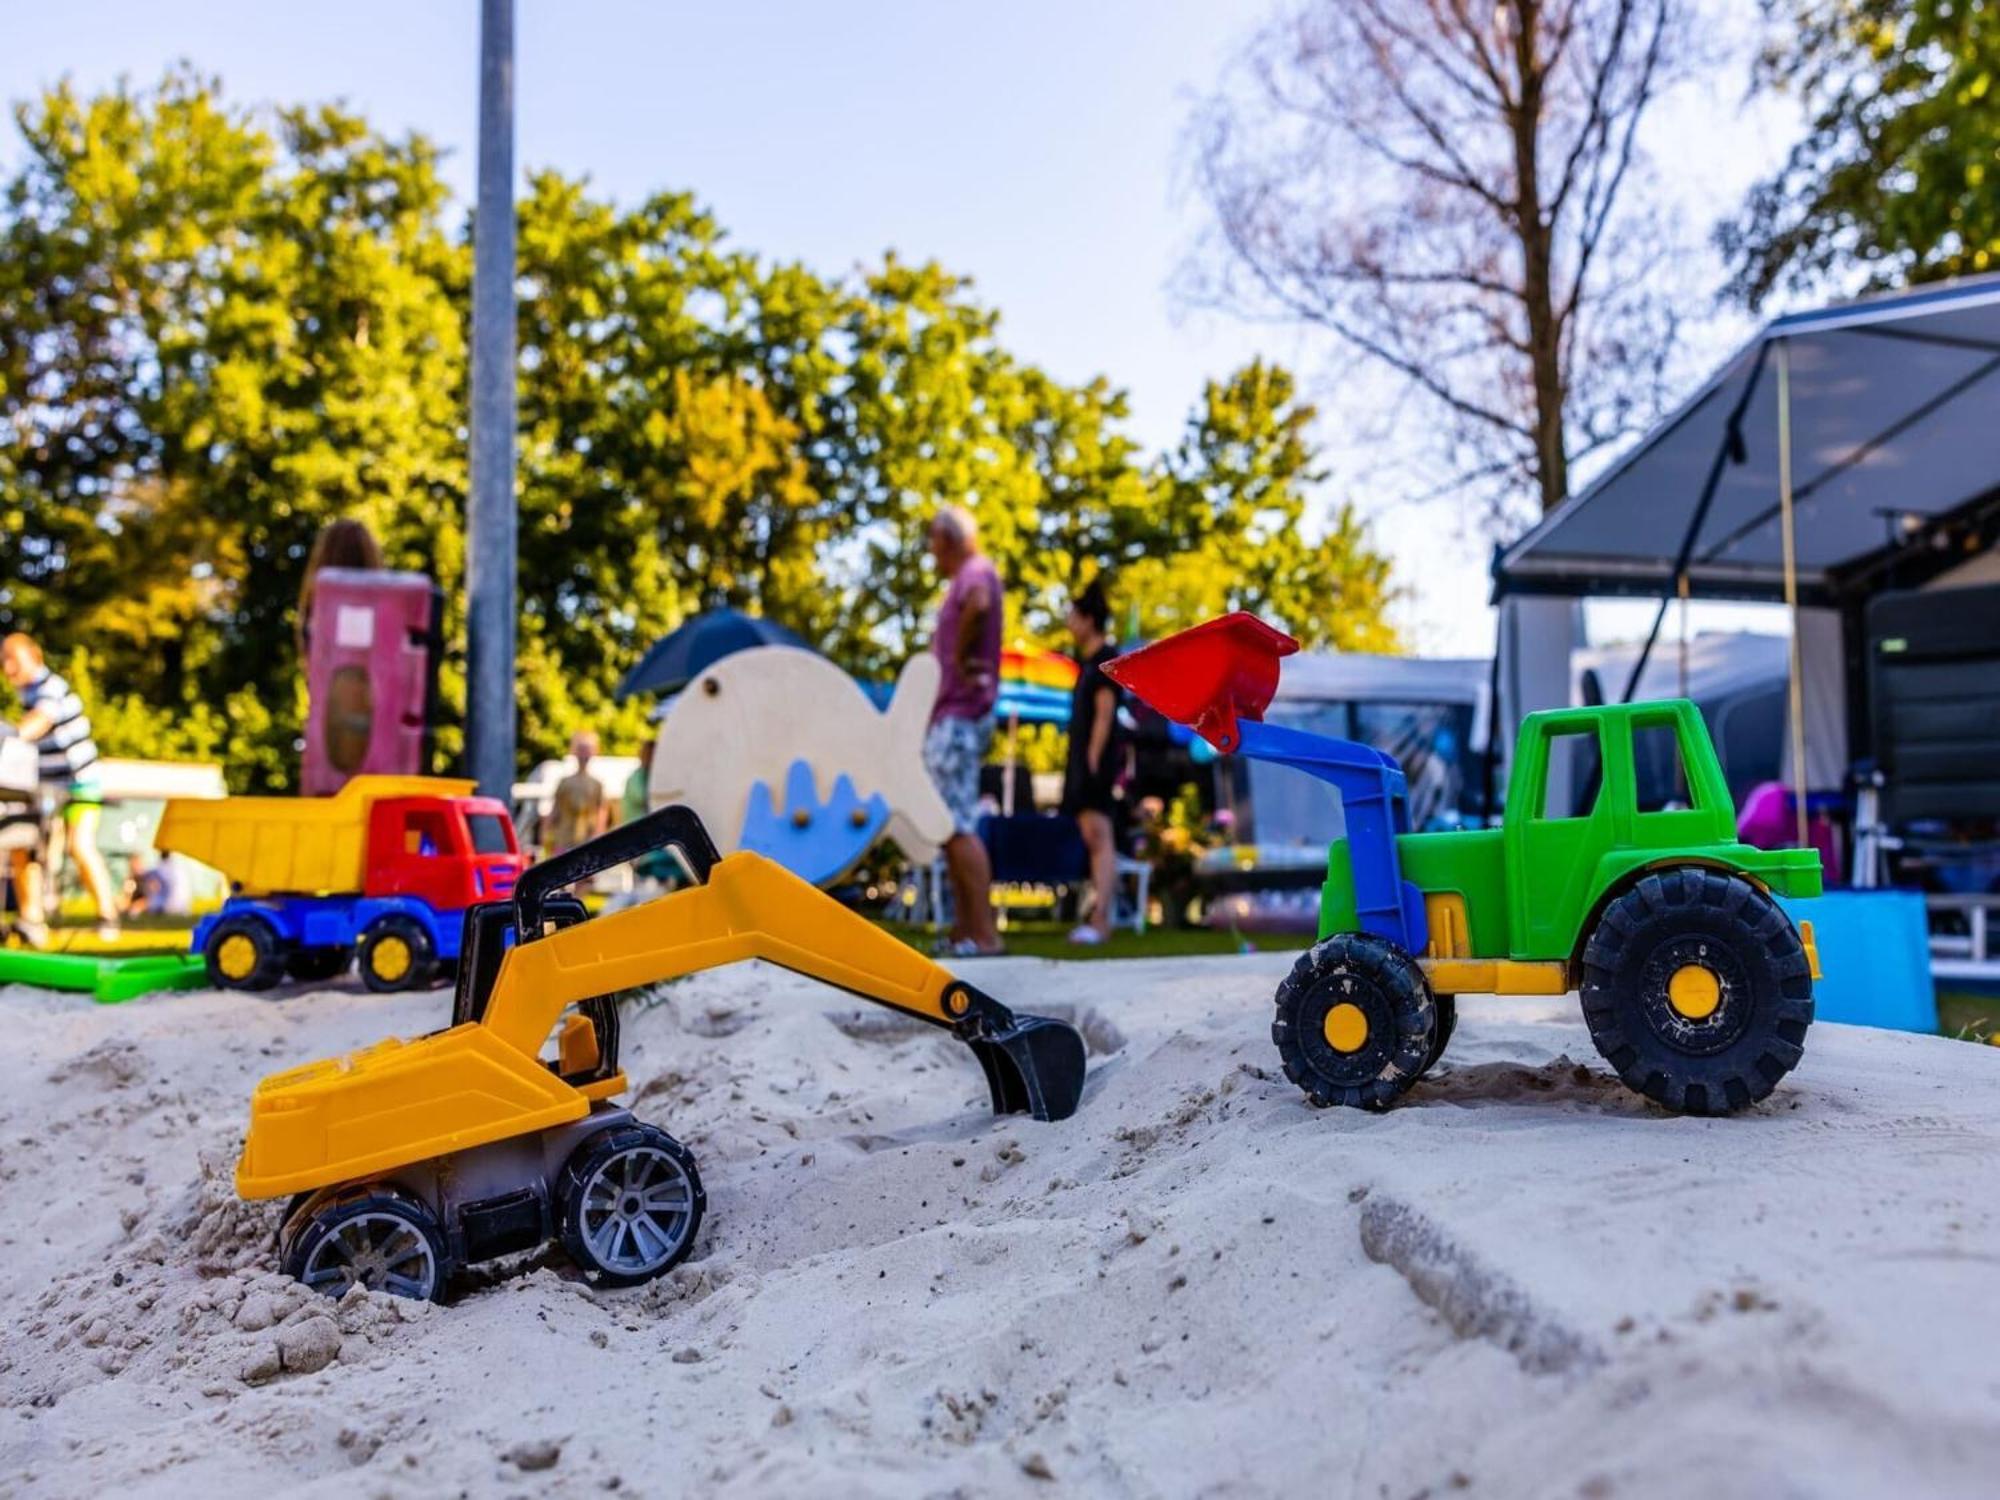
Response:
[1, 633, 118, 944]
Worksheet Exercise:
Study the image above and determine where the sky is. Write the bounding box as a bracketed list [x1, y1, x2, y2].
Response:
[0, 0, 1805, 655]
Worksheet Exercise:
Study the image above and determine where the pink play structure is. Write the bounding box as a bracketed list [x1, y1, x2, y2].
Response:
[1736, 781, 1843, 886]
[302, 568, 443, 795]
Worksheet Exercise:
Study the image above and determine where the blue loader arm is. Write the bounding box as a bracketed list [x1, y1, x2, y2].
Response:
[1233, 719, 1429, 955]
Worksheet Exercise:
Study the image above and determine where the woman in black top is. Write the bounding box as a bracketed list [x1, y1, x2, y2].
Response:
[1060, 579, 1123, 944]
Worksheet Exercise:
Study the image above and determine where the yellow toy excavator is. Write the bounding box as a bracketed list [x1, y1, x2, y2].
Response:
[237, 806, 1087, 1300]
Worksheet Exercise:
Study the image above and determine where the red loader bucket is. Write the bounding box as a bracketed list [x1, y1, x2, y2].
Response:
[1104, 612, 1299, 752]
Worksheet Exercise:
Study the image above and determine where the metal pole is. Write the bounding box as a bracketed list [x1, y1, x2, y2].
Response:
[1618, 340, 1770, 703]
[1776, 338, 1810, 851]
[467, 0, 518, 799]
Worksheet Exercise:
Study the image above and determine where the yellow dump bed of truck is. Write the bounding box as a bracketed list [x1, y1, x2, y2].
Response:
[156, 775, 473, 895]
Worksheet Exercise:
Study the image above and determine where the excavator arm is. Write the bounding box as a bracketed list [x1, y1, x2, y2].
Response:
[475, 806, 1087, 1122]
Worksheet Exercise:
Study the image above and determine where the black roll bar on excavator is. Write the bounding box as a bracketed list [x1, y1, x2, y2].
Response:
[513, 804, 721, 936]
[452, 805, 722, 1029]
[451, 804, 1088, 1122]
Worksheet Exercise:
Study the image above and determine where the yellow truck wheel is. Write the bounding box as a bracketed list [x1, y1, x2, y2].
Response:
[358, 916, 436, 993]
[1579, 867, 1814, 1115]
[203, 915, 287, 991]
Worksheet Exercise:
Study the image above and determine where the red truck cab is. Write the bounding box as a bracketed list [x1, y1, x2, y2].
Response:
[363, 794, 526, 911]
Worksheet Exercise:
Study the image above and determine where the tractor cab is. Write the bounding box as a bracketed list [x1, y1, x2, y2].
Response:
[1500, 700, 1736, 958]
[1494, 699, 1820, 961]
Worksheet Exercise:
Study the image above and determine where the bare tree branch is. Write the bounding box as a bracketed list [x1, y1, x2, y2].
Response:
[1185, 0, 1690, 526]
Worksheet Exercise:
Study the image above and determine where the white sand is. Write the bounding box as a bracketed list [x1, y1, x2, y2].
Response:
[2, 953, 1998, 1498]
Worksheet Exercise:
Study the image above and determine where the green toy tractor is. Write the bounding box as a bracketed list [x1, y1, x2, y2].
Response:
[1107, 614, 1822, 1116]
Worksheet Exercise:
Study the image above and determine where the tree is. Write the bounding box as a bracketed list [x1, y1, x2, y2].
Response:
[799, 257, 1048, 668]
[1130, 362, 1398, 651]
[0, 71, 467, 787]
[1, 73, 1400, 790]
[1720, 1, 2000, 309]
[1187, 0, 1685, 521]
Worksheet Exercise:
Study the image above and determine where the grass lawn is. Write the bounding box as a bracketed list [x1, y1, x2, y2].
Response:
[916, 918, 1314, 962]
[4, 916, 197, 957]
[1937, 987, 2000, 1043]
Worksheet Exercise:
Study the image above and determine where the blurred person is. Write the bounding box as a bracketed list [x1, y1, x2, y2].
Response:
[1059, 578, 1124, 944]
[545, 729, 610, 858]
[922, 505, 1003, 956]
[1, 632, 117, 944]
[622, 733, 656, 826]
[615, 732, 684, 896]
[122, 849, 192, 920]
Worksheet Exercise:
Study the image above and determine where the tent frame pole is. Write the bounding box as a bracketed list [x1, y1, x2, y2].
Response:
[1776, 338, 1811, 850]
[1619, 340, 1772, 703]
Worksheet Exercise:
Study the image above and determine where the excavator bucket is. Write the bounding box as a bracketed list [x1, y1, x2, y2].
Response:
[954, 993, 1088, 1122]
[1105, 611, 1299, 753]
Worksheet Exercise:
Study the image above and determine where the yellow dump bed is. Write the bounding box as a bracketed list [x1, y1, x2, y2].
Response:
[156, 775, 473, 895]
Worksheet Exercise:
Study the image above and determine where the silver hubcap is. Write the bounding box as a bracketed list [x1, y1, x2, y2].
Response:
[301, 1209, 438, 1300]
[579, 1146, 695, 1274]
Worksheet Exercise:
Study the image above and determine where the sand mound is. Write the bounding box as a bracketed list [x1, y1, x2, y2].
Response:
[2, 957, 1998, 1496]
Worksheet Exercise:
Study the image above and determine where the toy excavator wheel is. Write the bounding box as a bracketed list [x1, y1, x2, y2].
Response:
[1271, 933, 1438, 1111]
[204, 915, 287, 991]
[283, 1189, 446, 1303]
[358, 915, 436, 993]
[1580, 867, 1815, 1116]
[557, 1124, 706, 1288]
[285, 946, 353, 985]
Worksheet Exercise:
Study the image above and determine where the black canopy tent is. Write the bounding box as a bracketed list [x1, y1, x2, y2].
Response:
[1493, 274, 2000, 846]
[1498, 273, 2000, 608]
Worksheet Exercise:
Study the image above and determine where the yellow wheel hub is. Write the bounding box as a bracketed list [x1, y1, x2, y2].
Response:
[216, 933, 258, 981]
[371, 935, 412, 983]
[1322, 1001, 1369, 1054]
[1667, 962, 1722, 1021]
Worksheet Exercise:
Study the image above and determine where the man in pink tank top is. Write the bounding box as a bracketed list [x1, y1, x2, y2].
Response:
[923, 505, 1003, 955]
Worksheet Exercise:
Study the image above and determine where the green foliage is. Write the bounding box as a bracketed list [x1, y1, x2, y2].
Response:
[1127, 362, 1397, 652]
[1723, 1, 2000, 307]
[0, 72, 1397, 789]
[0, 69, 466, 788]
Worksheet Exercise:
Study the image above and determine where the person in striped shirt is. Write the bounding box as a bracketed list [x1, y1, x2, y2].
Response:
[2, 633, 118, 944]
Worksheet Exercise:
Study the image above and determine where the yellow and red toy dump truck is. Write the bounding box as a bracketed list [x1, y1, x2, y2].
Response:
[1108, 613, 1824, 1116]
[157, 775, 526, 992]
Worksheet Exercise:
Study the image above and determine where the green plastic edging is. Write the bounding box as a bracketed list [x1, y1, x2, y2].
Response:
[0, 950, 208, 1005]
[94, 955, 209, 1005]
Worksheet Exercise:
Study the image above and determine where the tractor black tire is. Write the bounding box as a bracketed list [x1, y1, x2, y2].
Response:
[357, 915, 436, 993]
[557, 1123, 706, 1288]
[285, 946, 353, 985]
[283, 1187, 448, 1302]
[1271, 933, 1439, 1111]
[1579, 867, 1814, 1116]
[203, 914, 288, 991]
